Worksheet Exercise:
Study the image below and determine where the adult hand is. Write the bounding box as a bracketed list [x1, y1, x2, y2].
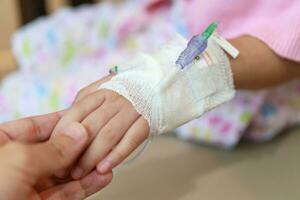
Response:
[0, 112, 112, 200]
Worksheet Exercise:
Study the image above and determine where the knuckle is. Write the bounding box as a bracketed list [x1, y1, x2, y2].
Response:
[104, 101, 118, 110]
[90, 90, 106, 103]
[102, 128, 118, 143]
[71, 91, 105, 115]
[115, 98, 131, 110]
[102, 89, 120, 100]
[127, 105, 139, 116]
[127, 136, 141, 148]
[128, 132, 149, 148]
[113, 149, 126, 163]
[116, 98, 127, 107]
[60, 188, 78, 199]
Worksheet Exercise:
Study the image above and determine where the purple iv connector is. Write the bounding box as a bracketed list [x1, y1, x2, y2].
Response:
[175, 22, 218, 69]
[175, 36, 207, 69]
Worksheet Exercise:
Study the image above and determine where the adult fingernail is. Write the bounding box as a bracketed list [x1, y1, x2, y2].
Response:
[72, 167, 83, 179]
[97, 161, 112, 174]
[61, 122, 86, 141]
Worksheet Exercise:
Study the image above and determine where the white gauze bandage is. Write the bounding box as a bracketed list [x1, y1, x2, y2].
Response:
[100, 34, 236, 135]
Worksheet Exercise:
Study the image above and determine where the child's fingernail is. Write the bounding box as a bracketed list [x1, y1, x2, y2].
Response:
[72, 167, 83, 179]
[61, 122, 87, 141]
[97, 161, 112, 174]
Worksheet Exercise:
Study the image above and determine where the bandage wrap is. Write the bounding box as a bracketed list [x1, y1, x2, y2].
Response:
[100, 34, 235, 135]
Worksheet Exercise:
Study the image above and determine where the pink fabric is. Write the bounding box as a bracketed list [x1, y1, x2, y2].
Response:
[174, 0, 300, 147]
[183, 0, 300, 62]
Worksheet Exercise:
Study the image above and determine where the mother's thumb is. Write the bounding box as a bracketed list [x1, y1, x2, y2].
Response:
[27, 122, 88, 178]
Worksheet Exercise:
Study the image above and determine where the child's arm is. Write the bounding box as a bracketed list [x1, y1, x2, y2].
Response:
[53, 34, 300, 179]
[230, 35, 300, 89]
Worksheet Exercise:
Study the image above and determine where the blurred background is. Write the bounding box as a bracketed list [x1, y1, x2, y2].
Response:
[1, 1, 300, 200]
[0, 0, 109, 76]
[0, 0, 18, 51]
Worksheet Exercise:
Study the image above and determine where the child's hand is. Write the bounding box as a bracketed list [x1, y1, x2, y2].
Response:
[52, 75, 149, 179]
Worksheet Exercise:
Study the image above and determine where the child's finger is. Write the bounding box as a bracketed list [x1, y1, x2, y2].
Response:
[53, 90, 107, 135]
[55, 103, 120, 178]
[74, 75, 113, 104]
[97, 117, 149, 174]
[71, 106, 139, 179]
[81, 101, 121, 139]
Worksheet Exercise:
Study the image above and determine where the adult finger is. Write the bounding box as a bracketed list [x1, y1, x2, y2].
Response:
[20, 122, 89, 180]
[39, 171, 113, 200]
[0, 132, 11, 146]
[0, 111, 65, 144]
